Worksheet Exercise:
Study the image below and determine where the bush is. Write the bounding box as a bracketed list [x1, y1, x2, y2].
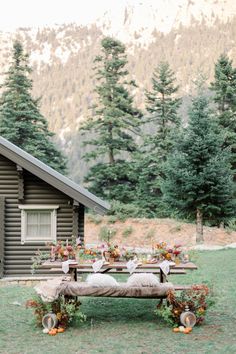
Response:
[122, 225, 133, 238]
[99, 226, 117, 242]
[225, 218, 236, 232]
[108, 201, 141, 221]
[87, 214, 103, 225]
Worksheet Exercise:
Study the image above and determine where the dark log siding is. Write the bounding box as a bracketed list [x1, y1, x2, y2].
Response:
[0, 154, 77, 276]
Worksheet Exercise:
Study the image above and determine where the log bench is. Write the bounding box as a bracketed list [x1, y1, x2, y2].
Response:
[55, 281, 192, 300]
[39, 261, 197, 303]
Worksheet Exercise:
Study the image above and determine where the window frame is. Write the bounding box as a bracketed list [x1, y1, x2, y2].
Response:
[18, 205, 59, 244]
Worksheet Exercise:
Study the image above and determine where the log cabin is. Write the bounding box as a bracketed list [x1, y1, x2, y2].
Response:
[0, 137, 109, 277]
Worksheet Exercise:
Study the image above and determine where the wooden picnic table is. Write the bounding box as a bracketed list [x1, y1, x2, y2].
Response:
[42, 260, 198, 283]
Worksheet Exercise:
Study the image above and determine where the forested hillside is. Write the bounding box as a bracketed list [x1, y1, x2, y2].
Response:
[0, 16, 235, 181]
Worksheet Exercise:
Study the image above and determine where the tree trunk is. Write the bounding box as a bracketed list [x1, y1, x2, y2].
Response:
[108, 149, 115, 164]
[196, 208, 204, 243]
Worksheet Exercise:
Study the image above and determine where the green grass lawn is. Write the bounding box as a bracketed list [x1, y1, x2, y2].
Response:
[1, 249, 236, 354]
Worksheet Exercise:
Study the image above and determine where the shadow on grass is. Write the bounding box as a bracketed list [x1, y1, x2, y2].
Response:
[80, 297, 158, 323]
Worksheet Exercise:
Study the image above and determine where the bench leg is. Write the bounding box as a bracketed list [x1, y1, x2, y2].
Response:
[156, 299, 164, 308]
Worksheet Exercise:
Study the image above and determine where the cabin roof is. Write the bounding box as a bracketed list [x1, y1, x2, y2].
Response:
[0, 137, 110, 215]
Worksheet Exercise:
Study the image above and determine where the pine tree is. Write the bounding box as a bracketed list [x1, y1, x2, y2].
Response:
[134, 62, 181, 216]
[0, 41, 67, 174]
[162, 94, 235, 242]
[81, 37, 142, 201]
[210, 54, 236, 172]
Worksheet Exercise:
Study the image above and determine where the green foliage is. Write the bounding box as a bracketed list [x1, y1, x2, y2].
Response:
[0, 41, 67, 174]
[108, 200, 141, 221]
[133, 61, 181, 217]
[31, 249, 50, 274]
[84, 160, 137, 204]
[87, 213, 103, 225]
[107, 215, 118, 224]
[81, 36, 142, 202]
[225, 218, 236, 232]
[145, 228, 156, 240]
[210, 54, 236, 174]
[162, 93, 236, 225]
[154, 304, 175, 326]
[26, 295, 86, 327]
[99, 225, 117, 243]
[155, 285, 214, 327]
[122, 225, 133, 238]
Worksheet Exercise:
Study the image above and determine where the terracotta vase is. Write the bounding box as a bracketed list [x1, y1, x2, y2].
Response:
[103, 251, 111, 262]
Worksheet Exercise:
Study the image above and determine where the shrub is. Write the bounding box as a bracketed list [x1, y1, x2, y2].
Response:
[108, 201, 141, 221]
[107, 215, 118, 224]
[87, 213, 103, 225]
[122, 225, 133, 238]
[145, 228, 155, 240]
[225, 218, 236, 232]
[99, 226, 117, 242]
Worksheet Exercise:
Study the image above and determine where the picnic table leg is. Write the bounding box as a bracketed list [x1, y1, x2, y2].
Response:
[160, 269, 166, 283]
[70, 268, 77, 281]
[74, 268, 77, 281]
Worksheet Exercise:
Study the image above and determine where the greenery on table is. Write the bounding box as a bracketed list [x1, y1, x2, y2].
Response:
[1, 249, 236, 354]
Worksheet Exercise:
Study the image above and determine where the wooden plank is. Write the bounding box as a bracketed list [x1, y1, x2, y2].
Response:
[0, 197, 5, 278]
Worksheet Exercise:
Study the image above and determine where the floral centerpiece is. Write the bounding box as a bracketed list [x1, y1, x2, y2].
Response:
[50, 240, 76, 261]
[100, 242, 120, 262]
[153, 242, 182, 262]
[76, 246, 100, 262]
[31, 238, 79, 273]
[122, 247, 137, 261]
[26, 294, 86, 332]
[155, 284, 214, 327]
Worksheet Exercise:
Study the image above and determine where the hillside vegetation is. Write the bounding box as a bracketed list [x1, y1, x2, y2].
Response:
[85, 216, 236, 248]
[0, 17, 235, 181]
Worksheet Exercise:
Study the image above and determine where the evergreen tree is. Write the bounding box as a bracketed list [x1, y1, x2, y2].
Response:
[134, 62, 181, 216]
[162, 94, 235, 242]
[210, 54, 236, 172]
[81, 37, 142, 201]
[0, 41, 67, 174]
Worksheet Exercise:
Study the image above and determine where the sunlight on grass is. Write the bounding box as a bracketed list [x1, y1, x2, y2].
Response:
[1, 249, 236, 353]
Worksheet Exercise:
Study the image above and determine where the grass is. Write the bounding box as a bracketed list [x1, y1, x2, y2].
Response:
[1, 249, 236, 353]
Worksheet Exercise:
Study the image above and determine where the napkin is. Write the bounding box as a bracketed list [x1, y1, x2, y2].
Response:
[159, 260, 170, 276]
[126, 260, 139, 274]
[61, 260, 77, 274]
[92, 259, 104, 273]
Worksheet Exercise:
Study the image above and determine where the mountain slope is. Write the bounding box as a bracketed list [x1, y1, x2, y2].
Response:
[0, 1, 235, 181]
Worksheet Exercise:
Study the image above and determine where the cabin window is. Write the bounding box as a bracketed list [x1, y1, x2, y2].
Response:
[19, 205, 59, 243]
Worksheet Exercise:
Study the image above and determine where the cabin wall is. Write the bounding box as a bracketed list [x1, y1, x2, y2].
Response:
[0, 154, 84, 277]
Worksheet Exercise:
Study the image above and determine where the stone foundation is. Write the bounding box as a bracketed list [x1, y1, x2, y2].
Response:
[0, 276, 59, 287]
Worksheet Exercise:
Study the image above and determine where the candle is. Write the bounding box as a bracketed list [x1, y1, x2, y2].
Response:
[185, 315, 191, 327]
